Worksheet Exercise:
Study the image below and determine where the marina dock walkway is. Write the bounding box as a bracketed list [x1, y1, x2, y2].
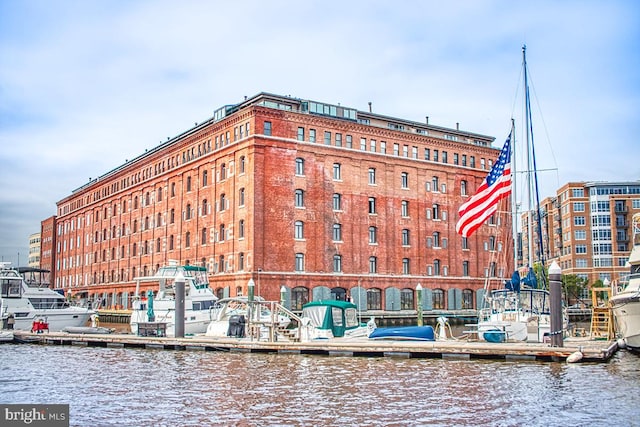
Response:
[12, 331, 618, 363]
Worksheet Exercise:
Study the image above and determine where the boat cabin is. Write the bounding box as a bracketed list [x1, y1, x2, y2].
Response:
[301, 300, 360, 338]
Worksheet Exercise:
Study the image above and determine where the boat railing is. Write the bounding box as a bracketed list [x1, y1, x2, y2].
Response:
[246, 301, 303, 342]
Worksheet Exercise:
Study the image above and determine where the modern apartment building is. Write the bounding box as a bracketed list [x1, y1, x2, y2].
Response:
[44, 92, 511, 312]
[522, 181, 640, 285]
[28, 232, 41, 267]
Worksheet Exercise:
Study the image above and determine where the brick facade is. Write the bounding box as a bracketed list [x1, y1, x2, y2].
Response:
[47, 93, 511, 311]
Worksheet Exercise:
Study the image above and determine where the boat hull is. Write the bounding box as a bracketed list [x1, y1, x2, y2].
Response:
[368, 326, 435, 341]
[9, 309, 94, 332]
[611, 294, 640, 351]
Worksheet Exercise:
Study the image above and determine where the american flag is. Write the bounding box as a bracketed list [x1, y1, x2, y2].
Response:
[455, 133, 512, 237]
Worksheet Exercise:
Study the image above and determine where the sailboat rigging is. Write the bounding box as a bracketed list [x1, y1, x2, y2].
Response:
[458, 45, 566, 342]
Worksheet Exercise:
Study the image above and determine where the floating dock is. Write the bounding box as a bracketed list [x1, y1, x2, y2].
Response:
[11, 331, 618, 363]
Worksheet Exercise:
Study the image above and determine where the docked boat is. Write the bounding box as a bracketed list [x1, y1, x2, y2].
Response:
[0, 262, 94, 331]
[299, 300, 374, 341]
[368, 325, 435, 341]
[0, 330, 14, 343]
[205, 296, 291, 339]
[611, 213, 640, 351]
[129, 262, 218, 337]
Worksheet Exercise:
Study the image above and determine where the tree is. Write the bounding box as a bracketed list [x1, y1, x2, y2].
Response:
[561, 274, 589, 307]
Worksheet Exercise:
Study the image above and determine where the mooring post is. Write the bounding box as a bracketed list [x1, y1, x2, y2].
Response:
[416, 283, 423, 326]
[548, 261, 563, 347]
[174, 272, 186, 338]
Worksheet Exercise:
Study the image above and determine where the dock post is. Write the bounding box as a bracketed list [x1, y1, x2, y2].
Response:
[549, 261, 563, 347]
[416, 283, 423, 326]
[175, 272, 185, 338]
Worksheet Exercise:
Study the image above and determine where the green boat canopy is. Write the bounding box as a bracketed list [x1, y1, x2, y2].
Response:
[301, 300, 361, 338]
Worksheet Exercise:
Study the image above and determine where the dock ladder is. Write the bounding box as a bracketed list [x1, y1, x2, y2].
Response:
[589, 286, 614, 340]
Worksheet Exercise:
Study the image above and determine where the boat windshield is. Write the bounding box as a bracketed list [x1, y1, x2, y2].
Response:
[490, 289, 550, 315]
[1, 278, 23, 298]
[29, 298, 70, 309]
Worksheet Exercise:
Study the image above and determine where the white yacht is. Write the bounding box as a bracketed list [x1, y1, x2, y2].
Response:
[0, 262, 94, 331]
[205, 296, 291, 339]
[129, 262, 218, 337]
[611, 214, 640, 351]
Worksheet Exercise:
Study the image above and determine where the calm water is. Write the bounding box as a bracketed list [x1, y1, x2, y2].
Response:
[1, 343, 639, 426]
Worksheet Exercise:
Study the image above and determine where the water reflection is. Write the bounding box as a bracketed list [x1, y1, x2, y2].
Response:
[0, 345, 638, 426]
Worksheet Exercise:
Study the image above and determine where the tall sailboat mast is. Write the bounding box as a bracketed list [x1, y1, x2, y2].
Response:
[522, 44, 547, 287]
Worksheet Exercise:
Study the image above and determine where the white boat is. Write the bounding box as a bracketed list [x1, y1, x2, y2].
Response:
[130, 262, 218, 337]
[0, 262, 94, 331]
[205, 297, 291, 339]
[0, 330, 14, 342]
[469, 47, 567, 343]
[611, 213, 640, 351]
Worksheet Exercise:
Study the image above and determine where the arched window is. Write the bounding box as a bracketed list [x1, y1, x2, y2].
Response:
[432, 289, 445, 309]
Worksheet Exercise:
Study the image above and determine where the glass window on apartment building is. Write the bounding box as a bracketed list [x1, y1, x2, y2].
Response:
[470, 156, 476, 168]
[403, 145, 409, 157]
[433, 150, 439, 162]
[393, 143, 400, 156]
[295, 158, 305, 176]
[294, 221, 304, 240]
[295, 253, 305, 272]
[239, 219, 245, 239]
[369, 226, 377, 244]
[368, 168, 376, 185]
[335, 133, 342, 147]
[401, 200, 409, 217]
[461, 180, 467, 196]
[346, 134, 352, 148]
[369, 256, 377, 273]
[333, 163, 342, 180]
[380, 141, 386, 154]
[402, 258, 410, 275]
[402, 229, 410, 246]
[370, 139, 376, 152]
[401, 172, 409, 189]
[239, 156, 246, 174]
[360, 138, 366, 150]
[309, 129, 316, 143]
[297, 127, 305, 141]
[424, 148, 430, 161]
[295, 189, 304, 208]
[333, 224, 342, 241]
[367, 289, 382, 310]
[264, 121, 272, 136]
[333, 255, 342, 273]
[442, 151, 448, 163]
[333, 193, 342, 211]
[462, 155, 467, 166]
[324, 131, 332, 145]
[368, 197, 376, 214]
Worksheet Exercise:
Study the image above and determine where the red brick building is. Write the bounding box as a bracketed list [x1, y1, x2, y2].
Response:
[46, 92, 512, 312]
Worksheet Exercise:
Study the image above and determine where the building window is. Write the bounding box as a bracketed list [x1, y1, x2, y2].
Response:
[239, 219, 245, 239]
[368, 197, 376, 214]
[333, 163, 341, 180]
[335, 133, 342, 147]
[264, 121, 272, 136]
[432, 204, 440, 220]
[202, 199, 208, 216]
[433, 289, 445, 309]
[401, 200, 409, 217]
[433, 232, 440, 248]
[462, 289, 473, 309]
[295, 189, 304, 208]
[239, 156, 246, 174]
[297, 127, 305, 141]
[185, 231, 191, 248]
[219, 194, 226, 211]
[367, 289, 382, 310]
[333, 255, 342, 273]
[239, 188, 245, 207]
[368, 168, 376, 185]
[238, 253, 245, 271]
[333, 193, 342, 211]
[346, 135, 352, 148]
[401, 172, 409, 189]
[170, 209, 175, 224]
[295, 253, 305, 272]
[400, 289, 414, 310]
[169, 235, 174, 250]
[324, 131, 331, 145]
[402, 258, 410, 274]
[201, 228, 207, 245]
[295, 158, 305, 176]
[369, 226, 377, 244]
[453, 153, 459, 165]
[402, 229, 410, 246]
[291, 287, 309, 310]
[295, 221, 304, 240]
[360, 138, 366, 150]
[202, 170, 208, 186]
[461, 180, 467, 196]
[219, 224, 225, 242]
[442, 151, 448, 163]
[432, 176, 439, 192]
[463, 261, 469, 276]
[309, 129, 316, 143]
[333, 223, 342, 241]
[369, 256, 378, 274]
[220, 163, 227, 180]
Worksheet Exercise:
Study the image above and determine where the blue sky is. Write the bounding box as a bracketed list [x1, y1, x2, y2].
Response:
[1, 0, 639, 266]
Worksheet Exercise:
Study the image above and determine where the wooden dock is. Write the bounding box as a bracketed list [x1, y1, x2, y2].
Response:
[12, 331, 618, 363]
